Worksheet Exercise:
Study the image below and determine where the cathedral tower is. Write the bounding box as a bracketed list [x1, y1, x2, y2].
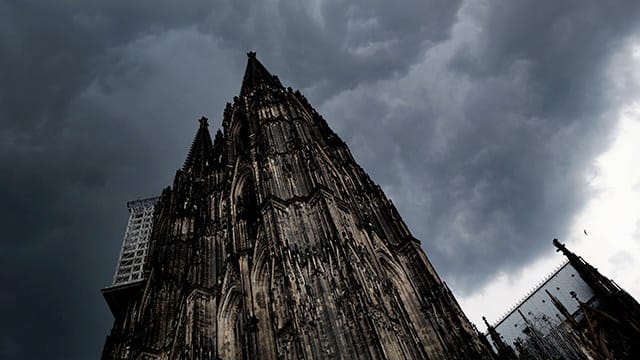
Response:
[102, 53, 494, 359]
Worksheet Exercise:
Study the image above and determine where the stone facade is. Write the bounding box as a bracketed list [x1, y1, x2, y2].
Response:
[102, 53, 495, 359]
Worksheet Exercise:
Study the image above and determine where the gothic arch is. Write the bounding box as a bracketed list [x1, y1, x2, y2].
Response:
[377, 249, 441, 357]
[218, 286, 244, 360]
[312, 143, 348, 194]
[230, 116, 251, 158]
[250, 233, 270, 285]
[249, 233, 277, 357]
[376, 250, 405, 283]
[231, 171, 259, 253]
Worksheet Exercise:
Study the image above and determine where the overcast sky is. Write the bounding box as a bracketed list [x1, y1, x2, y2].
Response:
[2, 1, 640, 358]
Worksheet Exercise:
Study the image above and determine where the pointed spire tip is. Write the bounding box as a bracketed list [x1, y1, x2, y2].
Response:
[240, 51, 281, 95]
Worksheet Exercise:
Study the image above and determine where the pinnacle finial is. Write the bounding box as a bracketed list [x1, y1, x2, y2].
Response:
[482, 316, 491, 328]
[247, 51, 257, 58]
[570, 290, 579, 301]
[182, 116, 215, 175]
[553, 238, 573, 258]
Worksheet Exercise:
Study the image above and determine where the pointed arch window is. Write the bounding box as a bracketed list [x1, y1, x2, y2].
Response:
[233, 174, 259, 252]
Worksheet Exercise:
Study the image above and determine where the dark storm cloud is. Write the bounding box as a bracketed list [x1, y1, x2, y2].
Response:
[1, 0, 639, 358]
[194, 0, 462, 100]
[0, 1, 463, 358]
[0, 2, 229, 356]
[322, 0, 640, 292]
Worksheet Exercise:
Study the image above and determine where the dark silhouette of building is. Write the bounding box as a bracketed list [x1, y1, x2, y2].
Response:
[485, 240, 640, 360]
[101, 53, 495, 359]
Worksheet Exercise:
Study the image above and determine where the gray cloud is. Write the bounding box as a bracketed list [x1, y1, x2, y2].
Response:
[322, 0, 640, 292]
[1, 0, 639, 358]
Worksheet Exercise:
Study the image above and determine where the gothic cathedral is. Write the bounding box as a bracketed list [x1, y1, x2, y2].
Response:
[102, 53, 494, 359]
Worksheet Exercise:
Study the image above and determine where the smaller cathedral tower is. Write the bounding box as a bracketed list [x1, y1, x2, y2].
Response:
[484, 240, 640, 360]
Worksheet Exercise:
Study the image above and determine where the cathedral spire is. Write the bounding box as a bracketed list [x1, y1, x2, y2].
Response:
[240, 51, 283, 96]
[545, 289, 579, 328]
[182, 116, 215, 177]
[553, 238, 621, 298]
[483, 316, 517, 359]
[552, 238, 579, 262]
